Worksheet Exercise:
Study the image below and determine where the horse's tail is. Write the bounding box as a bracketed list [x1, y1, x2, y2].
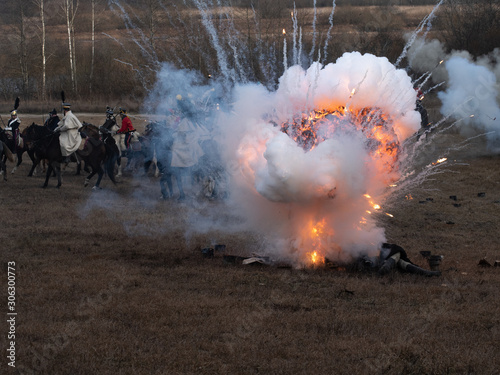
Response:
[104, 145, 118, 184]
[2, 141, 14, 162]
[106, 157, 117, 184]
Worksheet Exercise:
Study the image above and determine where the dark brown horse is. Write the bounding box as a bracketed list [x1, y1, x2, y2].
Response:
[0, 141, 15, 180]
[80, 122, 120, 185]
[23, 123, 114, 189]
[23, 123, 65, 188]
[0, 127, 35, 174]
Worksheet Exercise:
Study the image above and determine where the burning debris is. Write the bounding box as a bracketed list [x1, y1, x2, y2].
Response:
[205, 243, 441, 276]
[478, 258, 500, 268]
[278, 107, 401, 174]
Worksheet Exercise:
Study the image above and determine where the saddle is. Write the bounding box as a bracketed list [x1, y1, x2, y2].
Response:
[2, 132, 22, 148]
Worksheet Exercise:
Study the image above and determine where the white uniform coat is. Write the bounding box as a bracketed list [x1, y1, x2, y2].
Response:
[54, 110, 82, 156]
[171, 118, 205, 168]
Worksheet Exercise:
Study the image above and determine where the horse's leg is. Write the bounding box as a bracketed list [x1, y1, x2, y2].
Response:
[76, 160, 83, 175]
[160, 172, 173, 199]
[28, 162, 38, 177]
[43, 164, 53, 188]
[93, 166, 104, 189]
[11, 150, 22, 174]
[174, 168, 185, 200]
[116, 154, 122, 177]
[154, 155, 160, 178]
[1, 157, 7, 180]
[84, 169, 96, 187]
[124, 151, 132, 170]
[26, 149, 36, 176]
[144, 159, 152, 176]
[74, 153, 82, 175]
[28, 156, 41, 177]
[55, 162, 62, 188]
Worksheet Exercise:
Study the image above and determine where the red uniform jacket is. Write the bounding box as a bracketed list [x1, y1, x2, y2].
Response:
[118, 116, 135, 133]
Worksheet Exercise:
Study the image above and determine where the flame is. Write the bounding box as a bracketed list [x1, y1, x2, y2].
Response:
[282, 28, 286, 35]
[303, 219, 329, 266]
[254, 103, 405, 267]
[279, 107, 400, 177]
[309, 251, 323, 265]
[364, 194, 381, 211]
[432, 157, 447, 165]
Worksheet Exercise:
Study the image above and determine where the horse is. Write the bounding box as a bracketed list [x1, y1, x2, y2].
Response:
[0, 141, 15, 180]
[18, 124, 53, 176]
[100, 115, 144, 175]
[101, 115, 126, 176]
[79, 123, 118, 188]
[0, 127, 35, 174]
[139, 122, 160, 177]
[23, 123, 65, 188]
[23, 123, 109, 189]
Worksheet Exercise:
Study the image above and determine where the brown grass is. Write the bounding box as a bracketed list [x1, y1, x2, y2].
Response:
[1, 113, 499, 374]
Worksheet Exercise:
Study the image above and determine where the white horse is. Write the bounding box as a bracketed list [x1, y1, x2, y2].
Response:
[102, 115, 162, 177]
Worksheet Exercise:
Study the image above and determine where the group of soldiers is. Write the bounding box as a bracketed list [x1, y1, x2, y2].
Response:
[2, 103, 136, 161]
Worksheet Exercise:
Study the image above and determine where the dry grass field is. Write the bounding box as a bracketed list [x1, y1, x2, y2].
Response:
[1, 112, 499, 375]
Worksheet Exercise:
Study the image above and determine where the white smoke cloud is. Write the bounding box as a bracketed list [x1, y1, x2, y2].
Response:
[145, 63, 223, 118]
[438, 56, 500, 150]
[407, 37, 448, 83]
[408, 38, 500, 151]
[217, 52, 421, 264]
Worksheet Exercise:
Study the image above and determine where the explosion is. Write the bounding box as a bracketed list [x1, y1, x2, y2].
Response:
[222, 52, 421, 266]
[279, 106, 401, 176]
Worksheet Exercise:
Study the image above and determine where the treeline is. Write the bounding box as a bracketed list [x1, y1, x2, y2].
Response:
[0, 0, 498, 112]
[232, 1, 441, 7]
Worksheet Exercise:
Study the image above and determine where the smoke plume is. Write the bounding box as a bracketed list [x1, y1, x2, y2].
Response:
[216, 52, 421, 264]
[408, 38, 500, 151]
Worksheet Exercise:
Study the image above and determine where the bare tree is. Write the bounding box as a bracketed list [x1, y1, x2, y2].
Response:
[33, 0, 47, 99]
[438, 0, 500, 57]
[17, 2, 30, 96]
[144, 0, 162, 54]
[90, 0, 95, 94]
[63, 0, 79, 93]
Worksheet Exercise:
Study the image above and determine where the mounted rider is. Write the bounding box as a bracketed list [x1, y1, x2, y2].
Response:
[5, 110, 21, 153]
[117, 108, 136, 152]
[171, 94, 205, 169]
[53, 103, 82, 163]
[44, 108, 60, 132]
